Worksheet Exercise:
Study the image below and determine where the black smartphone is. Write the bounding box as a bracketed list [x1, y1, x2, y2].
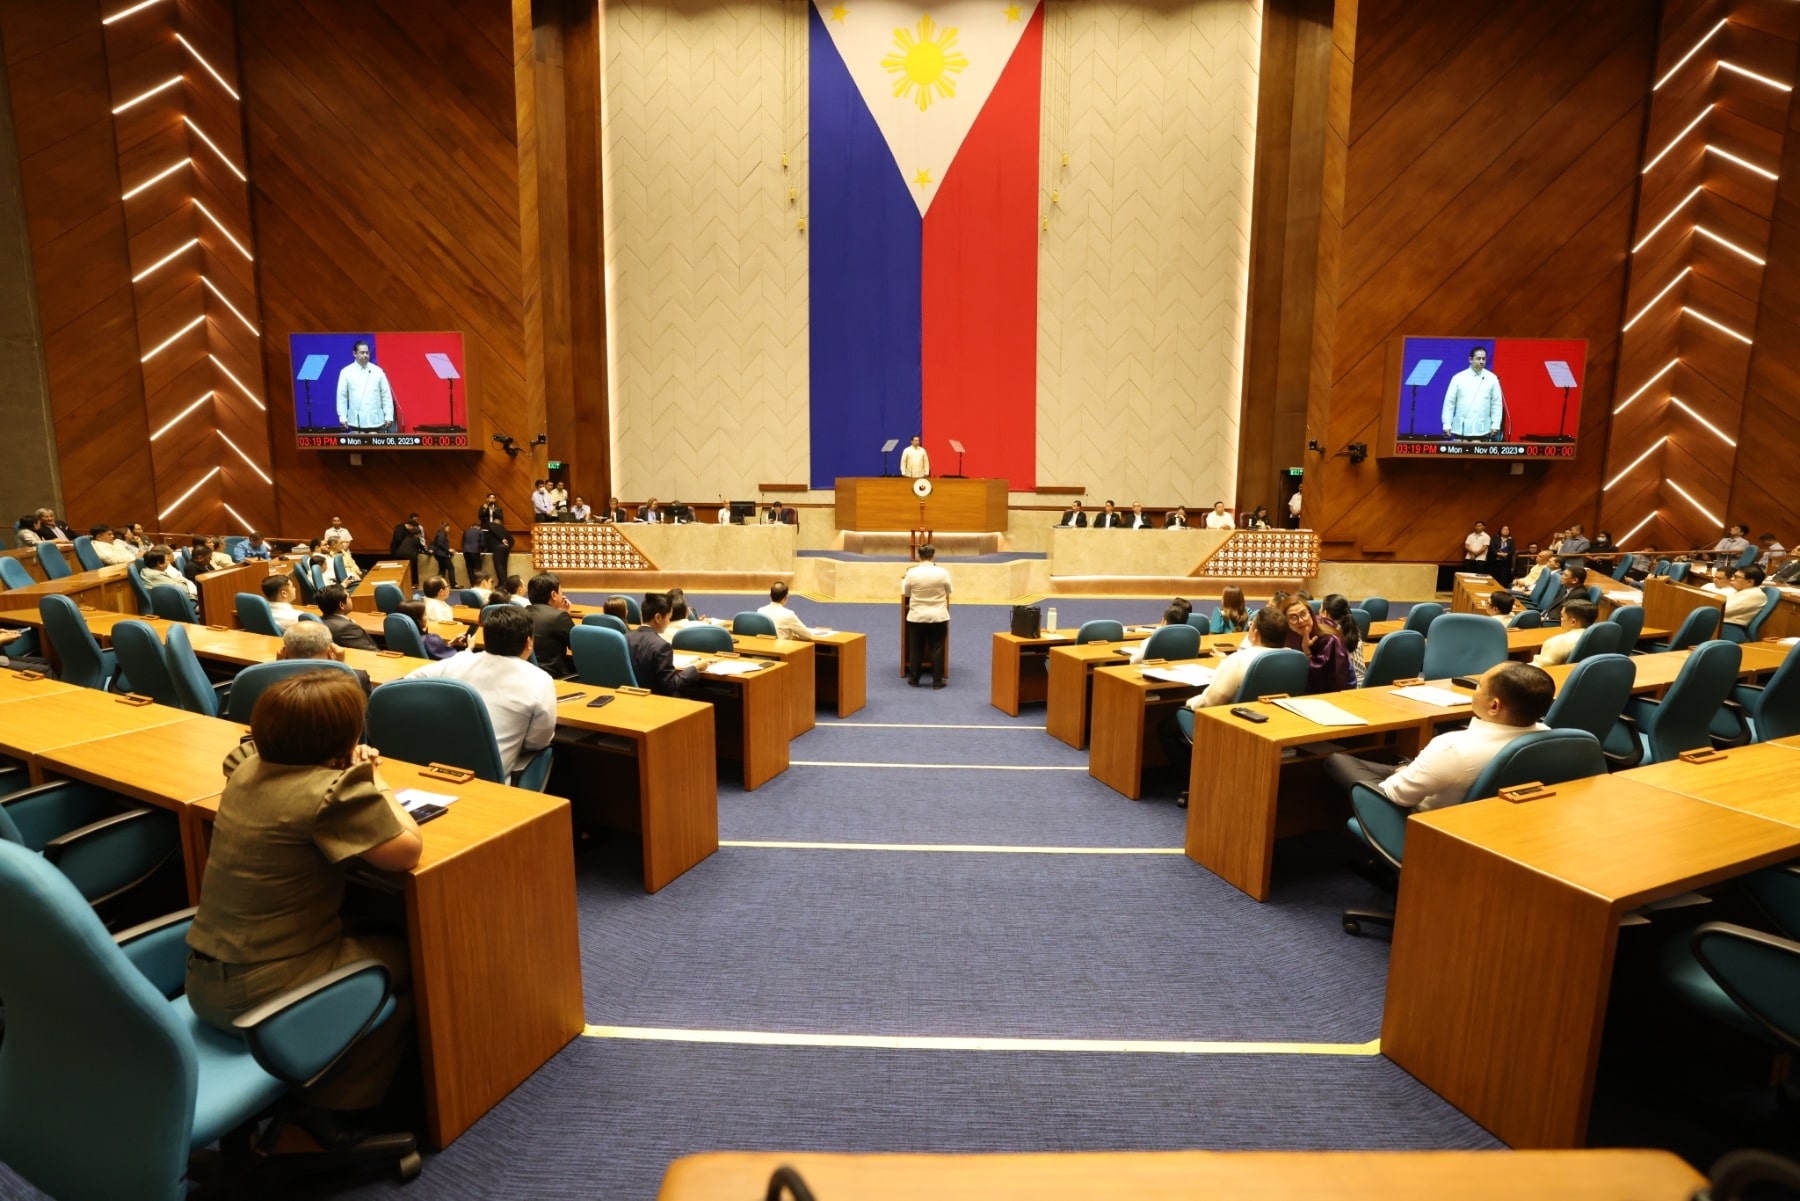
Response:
[556, 691, 586, 702]
[409, 803, 448, 824]
[587, 695, 615, 709]
[1230, 706, 1270, 723]
[1450, 676, 1480, 690]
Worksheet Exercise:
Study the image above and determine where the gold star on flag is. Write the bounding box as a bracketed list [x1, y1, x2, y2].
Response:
[1003, 2, 1022, 20]
[829, 3, 848, 21]
[914, 168, 933, 189]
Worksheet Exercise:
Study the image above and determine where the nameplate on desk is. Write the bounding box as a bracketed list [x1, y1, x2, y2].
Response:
[617, 685, 651, 696]
[377, 650, 405, 659]
[12, 670, 45, 681]
[1678, 748, 1729, 765]
[1139, 658, 1167, 666]
[205, 624, 229, 631]
[421, 762, 477, 784]
[1391, 677, 1426, 688]
[1499, 782, 1555, 803]
[114, 692, 155, 707]
[1256, 692, 1291, 702]
[78, 605, 98, 612]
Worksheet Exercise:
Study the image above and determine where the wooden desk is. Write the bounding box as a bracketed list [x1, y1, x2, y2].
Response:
[1, 545, 50, 584]
[1088, 655, 1213, 798]
[834, 476, 1007, 532]
[683, 657, 790, 790]
[811, 630, 867, 718]
[1366, 617, 1671, 648]
[195, 559, 278, 627]
[191, 759, 585, 1149]
[0, 689, 201, 784]
[1640, 575, 1722, 633]
[1450, 574, 1504, 613]
[3, 564, 136, 615]
[990, 630, 1064, 715]
[178, 625, 419, 686]
[552, 685, 718, 890]
[1047, 638, 1151, 749]
[349, 561, 414, 613]
[658, 1149, 1704, 1200]
[0, 666, 77, 702]
[1620, 741, 1800, 825]
[730, 635, 815, 738]
[1384, 773, 1800, 1148]
[341, 610, 470, 645]
[1738, 640, 1794, 678]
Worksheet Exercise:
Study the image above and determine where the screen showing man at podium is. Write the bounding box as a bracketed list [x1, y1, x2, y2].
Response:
[290, 330, 469, 449]
[1385, 335, 1587, 461]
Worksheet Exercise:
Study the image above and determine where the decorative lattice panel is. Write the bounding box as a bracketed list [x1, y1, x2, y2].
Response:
[530, 524, 656, 571]
[1193, 531, 1320, 579]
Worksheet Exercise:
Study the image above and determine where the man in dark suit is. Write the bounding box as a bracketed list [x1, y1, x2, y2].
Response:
[525, 572, 576, 678]
[486, 522, 513, 581]
[461, 522, 486, 584]
[1058, 502, 1087, 528]
[317, 584, 377, 651]
[1538, 566, 1586, 624]
[607, 496, 630, 523]
[1093, 500, 1125, 529]
[477, 494, 503, 528]
[389, 512, 421, 557]
[626, 592, 708, 696]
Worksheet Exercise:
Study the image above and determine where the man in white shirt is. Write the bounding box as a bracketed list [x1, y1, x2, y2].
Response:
[421, 577, 457, 625]
[1758, 533, 1786, 569]
[757, 582, 819, 642]
[1288, 486, 1303, 528]
[1462, 521, 1491, 576]
[570, 497, 592, 523]
[899, 436, 930, 479]
[1161, 607, 1288, 807]
[89, 525, 138, 565]
[1128, 503, 1155, 530]
[335, 340, 395, 431]
[260, 574, 302, 633]
[531, 482, 554, 521]
[1441, 345, 1504, 440]
[322, 517, 354, 548]
[1723, 566, 1771, 632]
[1530, 599, 1597, 668]
[1204, 502, 1234, 530]
[1327, 661, 1556, 812]
[139, 544, 196, 599]
[901, 544, 951, 688]
[321, 538, 361, 586]
[1126, 605, 1187, 663]
[404, 607, 557, 777]
[1480, 591, 1516, 628]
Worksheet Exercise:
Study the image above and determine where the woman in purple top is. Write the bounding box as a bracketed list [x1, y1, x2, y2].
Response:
[1284, 597, 1351, 694]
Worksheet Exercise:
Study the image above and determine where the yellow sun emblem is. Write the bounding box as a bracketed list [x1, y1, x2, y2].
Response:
[881, 15, 968, 112]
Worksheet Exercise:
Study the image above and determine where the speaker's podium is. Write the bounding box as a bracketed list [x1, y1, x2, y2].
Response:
[834, 477, 1007, 532]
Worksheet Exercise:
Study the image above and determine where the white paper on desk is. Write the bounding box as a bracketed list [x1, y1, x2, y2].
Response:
[1389, 685, 1471, 708]
[1606, 590, 1641, 602]
[812, 627, 834, 635]
[396, 789, 458, 812]
[702, 659, 769, 676]
[1142, 665, 1215, 688]
[1271, 697, 1370, 726]
[672, 653, 700, 668]
[1778, 637, 1800, 647]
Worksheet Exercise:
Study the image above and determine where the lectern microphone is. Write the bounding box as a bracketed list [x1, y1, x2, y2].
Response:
[880, 438, 900, 477]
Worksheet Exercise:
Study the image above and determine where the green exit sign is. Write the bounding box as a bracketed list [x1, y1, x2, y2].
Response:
[1284, 467, 1304, 477]
[547, 461, 563, 469]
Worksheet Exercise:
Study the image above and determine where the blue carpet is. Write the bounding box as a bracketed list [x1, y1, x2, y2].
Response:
[798, 549, 1048, 562]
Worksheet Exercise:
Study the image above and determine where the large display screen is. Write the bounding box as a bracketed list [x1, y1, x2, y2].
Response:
[1382, 336, 1587, 460]
[290, 331, 469, 449]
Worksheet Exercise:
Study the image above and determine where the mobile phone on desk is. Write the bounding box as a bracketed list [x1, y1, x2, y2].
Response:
[556, 691, 586, 702]
[1230, 706, 1269, 723]
[409, 803, 448, 824]
[1450, 676, 1480, 689]
[587, 695, 615, 708]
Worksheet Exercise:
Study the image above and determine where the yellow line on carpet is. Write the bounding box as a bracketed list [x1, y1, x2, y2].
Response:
[720, 840, 1184, 854]
[580, 1025, 1382, 1056]
[791, 760, 1086, 770]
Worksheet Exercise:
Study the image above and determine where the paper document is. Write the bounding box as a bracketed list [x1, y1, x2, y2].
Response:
[1389, 685, 1471, 708]
[1271, 697, 1370, 726]
[1142, 665, 1215, 688]
[1605, 590, 1640, 602]
[672, 653, 700, 668]
[397, 789, 458, 812]
[702, 659, 770, 676]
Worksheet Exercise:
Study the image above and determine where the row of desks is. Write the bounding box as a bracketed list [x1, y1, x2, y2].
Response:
[0, 671, 582, 1149]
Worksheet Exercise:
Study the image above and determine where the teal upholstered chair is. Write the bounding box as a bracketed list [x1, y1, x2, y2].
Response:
[149, 584, 197, 623]
[1607, 604, 1645, 650]
[35, 541, 72, 580]
[225, 660, 361, 724]
[732, 611, 777, 636]
[72, 535, 103, 571]
[1645, 605, 1720, 653]
[1420, 613, 1508, 679]
[1508, 609, 1541, 630]
[1663, 922, 1800, 1069]
[580, 612, 630, 636]
[1141, 623, 1201, 661]
[1346, 608, 1373, 639]
[367, 677, 552, 791]
[607, 594, 643, 624]
[0, 777, 181, 908]
[39, 595, 118, 691]
[569, 625, 637, 688]
[234, 592, 282, 638]
[1362, 630, 1425, 688]
[1712, 647, 1800, 747]
[373, 582, 405, 614]
[1541, 653, 1637, 768]
[382, 612, 429, 659]
[109, 620, 181, 708]
[1722, 586, 1782, 644]
[1076, 620, 1125, 645]
[162, 624, 228, 718]
[1358, 597, 1390, 622]
[0, 556, 33, 590]
[1622, 640, 1741, 763]
[1401, 602, 1443, 635]
[672, 624, 733, 653]
[1567, 620, 1623, 663]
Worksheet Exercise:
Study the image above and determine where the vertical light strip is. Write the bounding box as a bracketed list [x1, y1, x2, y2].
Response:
[1668, 398, 1737, 446]
[121, 158, 189, 200]
[130, 237, 199, 282]
[1667, 480, 1722, 526]
[1614, 359, 1679, 415]
[149, 392, 213, 441]
[1694, 226, 1767, 265]
[1604, 437, 1667, 491]
[1620, 511, 1657, 545]
[141, 314, 205, 362]
[111, 75, 182, 114]
[1631, 186, 1703, 253]
[182, 117, 247, 181]
[200, 277, 260, 335]
[193, 199, 254, 261]
[174, 34, 241, 100]
[1622, 267, 1691, 331]
[208, 353, 267, 410]
[1707, 146, 1779, 181]
[217, 431, 274, 484]
[221, 502, 255, 530]
[1642, 106, 1712, 174]
[1685, 307, 1754, 343]
[102, 0, 170, 23]
[157, 466, 221, 520]
[1654, 18, 1728, 90]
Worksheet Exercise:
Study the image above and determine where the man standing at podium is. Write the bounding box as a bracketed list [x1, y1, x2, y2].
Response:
[1441, 346, 1504, 441]
[900, 436, 930, 479]
[902, 545, 951, 689]
[335, 339, 396, 432]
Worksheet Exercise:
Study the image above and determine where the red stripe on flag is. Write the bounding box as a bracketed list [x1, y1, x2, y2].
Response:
[920, 4, 1043, 491]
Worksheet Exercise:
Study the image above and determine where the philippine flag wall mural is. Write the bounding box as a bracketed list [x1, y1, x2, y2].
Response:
[809, 0, 1043, 489]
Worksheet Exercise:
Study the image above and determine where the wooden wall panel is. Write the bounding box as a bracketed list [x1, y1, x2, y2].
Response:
[239, 0, 537, 542]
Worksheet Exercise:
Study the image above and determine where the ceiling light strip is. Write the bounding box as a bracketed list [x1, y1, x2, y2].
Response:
[1614, 359, 1678, 415]
[1694, 226, 1767, 265]
[149, 392, 212, 441]
[121, 158, 189, 201]
[1666, 479, 1721, 527]
[1654, 18, 1728, 90]
[217, 430, 273, 484]
[1668, 397, 1737, 446]
[140, 314, 204, 362]
[1642, 106, 1712, 173]
[174, 34, 240, 100]
[1707, 145, 1779, 181]
[1718, 61, 1790, 91]
[1620, 511, 1658, 544]
[1685, 307, 1753, 343]
[1623, 266, 1691, 331]
[102, 0, 169, 24]
[129, 237, 199, 283]
[1604, 437, 1667, 492]
[157, 466, 221, 521]
[200, 277, 259, 335]
[1631, 186, 1703, 253]
[208, 353, 267, 411]
[111, 75, 182, 114]
[183, 117, 246, 182]
[192, 199, 253, 261]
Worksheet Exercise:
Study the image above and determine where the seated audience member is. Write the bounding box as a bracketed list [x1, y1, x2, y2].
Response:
[121, 523, 151, 554]
[261, 573, 302, 633]
[1482, 590, 1516, 627]
[661, 589, 718, 642]
[1169, 596, 1194, 622]
[1723, 565, 1771, 631]
[1204, 501, 1234, 530]
[1093, 501, 1124, 529]
[1058, 502, 1088, 528]
[570, 496, 592, 523]
[231, 531, 274, 562]
[638, 498, 663, 524]
[1209, 585, 1250, 634]
[1127, 604, 1188, 664]
[524, 573, 576, 678]
[627, 592, 711, 696]
[1322, 594, 1366, 685]
[485, 584, 515, 608]
[0, 627, 54, 676]
[140, 544, 196, 599]
[317, 584, 377, 652]
[184, 671, 420, 1127]
[1758, 532, 1786, 569]
[322, 537, 361, 586]
[1326, 662, 1556, 811]
[1511, 551, 1557, 599]
[603, 596, 632, 625]
[205, 534, 233, 571]
[88, 525, 138, 565]
[606, 497, 629, 523]
[405, 606, 557, 776]
[322, 516, 354, 548]
[1128, 503, 1154, 530]
[27, 508, 73, 544]
[1165, 507, 1189, 529]
[397, 600, 464, 661]
[278, 621, 372, 693]
[1285, 596, 1351, 694]
[466, 572, 497, 605]
[504, 575, 530, 606]
[183, 537, 215, 586]
[758, 582, 819, 641]
[1539, 566, 1587, 623]
[1530, 599, 1597, 668]
[421, 576, 456, 625]
[1159, 607, 1289, 806]
[14, 515, 39, 547]
[1247, 505, 1273, 529]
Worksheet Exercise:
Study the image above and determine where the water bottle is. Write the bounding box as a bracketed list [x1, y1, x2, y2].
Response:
[1047, 606, 1059, 633]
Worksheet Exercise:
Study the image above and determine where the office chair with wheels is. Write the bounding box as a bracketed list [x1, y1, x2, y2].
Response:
[382, 612, 429, 659]
[1508, 609, 1541, 629]
[0, 556, 32, 590]
[1541, 653, 1638, 768]
[732, 611, 777, 637]
[109, 620, 181, 707]
[672, 624, 734, 653]
[72, 536, 103, 571]
[162, 624, 228, 718]
[1141, 623, 1201, 661]
[1567, 620, 1623, 663]
[366, 677, 552, 791]
[149, 584, 197, 623]
[1420, 613, 1508, 679]
[1645, 605, 1721, 653]
[1358, 597, 1390, 622]
[569, 625, 638, 688]
[1362, 630, 1425, 688]
[1607, 604, 1645, 650]
[0, 777, 181, 909]
[372, 583, 405, 614]
[226, 660, 361, 724]
[1075, 620, 1126, 645]
[235, 593, 283, 638]
[1623, 639, 1741, 763]
[39, 595, 119, 691]
[1712, 647, 1800, 747]
[607, 594, 643, 624]
[0, 841, 418, 1201]
[580, 612, 630, 636]
[1343, 729, 1606, 936]
[1401, 602, 1443, 635]
[35, 541, 72, 580]
[1722, 586, 1782, 644]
